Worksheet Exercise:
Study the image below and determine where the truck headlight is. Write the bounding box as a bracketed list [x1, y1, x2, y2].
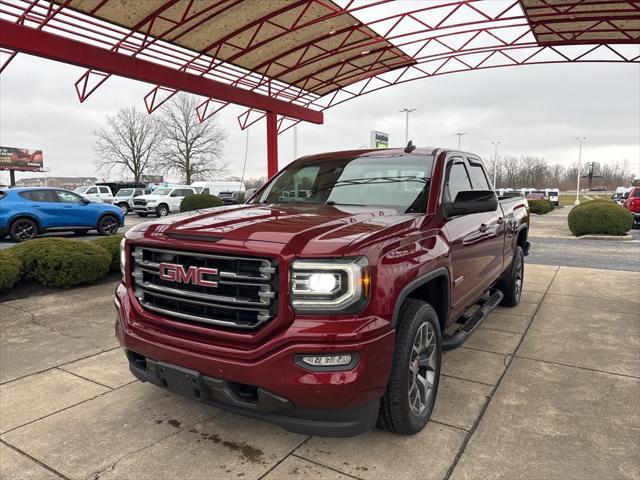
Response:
[120, 238, 126, 283]
[290, 258, 370, 313]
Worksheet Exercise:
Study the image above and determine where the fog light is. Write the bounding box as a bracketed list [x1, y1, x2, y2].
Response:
[296, 353, 359, 371]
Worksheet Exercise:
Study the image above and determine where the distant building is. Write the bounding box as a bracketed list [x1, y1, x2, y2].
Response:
[16, 176, 97, 189]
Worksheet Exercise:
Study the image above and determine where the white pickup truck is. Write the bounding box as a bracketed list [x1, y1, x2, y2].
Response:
[132, 186, 196, 217]
[74, 185, 115, 204]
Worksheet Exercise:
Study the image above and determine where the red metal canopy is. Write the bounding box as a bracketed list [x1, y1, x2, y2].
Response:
[1, 0, 638, 177]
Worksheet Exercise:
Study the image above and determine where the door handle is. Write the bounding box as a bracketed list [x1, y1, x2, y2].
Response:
[479, 223, 488, 232]
[497, 217, 505, 225]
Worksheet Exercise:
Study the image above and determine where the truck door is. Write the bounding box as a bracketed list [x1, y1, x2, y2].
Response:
[443, 156, 504, 316]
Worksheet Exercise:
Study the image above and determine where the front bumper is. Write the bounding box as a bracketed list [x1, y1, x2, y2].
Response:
[133, 206, 157, 213]
[114, 283, 395, 436]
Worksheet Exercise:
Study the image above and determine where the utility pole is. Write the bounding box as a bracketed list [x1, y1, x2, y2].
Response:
[399, 108, 416, 144]
[575, 137, 586, 205]
[491, 141, 500, 188]
[454, 132, 467, 150]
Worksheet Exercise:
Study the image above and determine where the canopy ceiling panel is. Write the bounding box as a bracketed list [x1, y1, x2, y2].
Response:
[53, 0, 415, 96]
[521, 0, 640, 45]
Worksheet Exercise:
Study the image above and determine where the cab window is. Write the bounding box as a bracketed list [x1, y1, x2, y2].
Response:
[99, 187, 110, 194]
[467, 160, 490, 190]
[445, 160, 472, 202]
[86, 187, 98, 194]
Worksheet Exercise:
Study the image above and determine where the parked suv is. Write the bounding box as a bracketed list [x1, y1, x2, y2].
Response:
[623, 187, 640, 228]
[116, 147, 530, 436]
[0, 187, 124, 242]
[133, 186, 196, 217]
[74, 185, 115, 204]
[113, 188, 146, 215]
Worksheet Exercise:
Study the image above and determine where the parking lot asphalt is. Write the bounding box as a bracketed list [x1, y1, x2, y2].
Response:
[527, 206, 640, 272]
[1, 265, 638, 480]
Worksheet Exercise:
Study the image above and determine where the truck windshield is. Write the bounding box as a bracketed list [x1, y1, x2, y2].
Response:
[74, 186, 90, 193]
[254, 155, 434, 212]
[153, 188, 172, 195]
[118, 189, 133, 196]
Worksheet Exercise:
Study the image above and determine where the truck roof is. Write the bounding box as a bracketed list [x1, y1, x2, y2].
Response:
[296, 147, 442, 162]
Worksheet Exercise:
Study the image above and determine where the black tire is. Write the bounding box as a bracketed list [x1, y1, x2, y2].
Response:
[117, 203, 129, 215]
[137, 213, 148, 217]
[379, 299, 441, 435]
[498, 246, 524, 307]
[9, 218, 38, 242]
[73, 229, 90, 235]
[97, 214, 119, 236]
[156, 204, 169, 217]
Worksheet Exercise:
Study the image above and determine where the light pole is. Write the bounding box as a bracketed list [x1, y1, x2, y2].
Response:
[491, 141, 500, 188]
[575, 137, 586, 205]
[399, 108, 416, 144]
[454, 132, 467, 150]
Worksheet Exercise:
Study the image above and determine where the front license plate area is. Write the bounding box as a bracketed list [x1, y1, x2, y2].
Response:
[155, 361, 204, 401]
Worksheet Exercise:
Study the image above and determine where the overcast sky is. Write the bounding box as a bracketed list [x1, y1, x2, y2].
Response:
[1, 50, 639, 185]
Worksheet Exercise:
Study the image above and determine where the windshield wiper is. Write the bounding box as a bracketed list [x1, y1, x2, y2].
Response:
[325, 201, 367, 206]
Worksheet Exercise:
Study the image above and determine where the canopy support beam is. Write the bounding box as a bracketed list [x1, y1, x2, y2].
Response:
[266, 111, 279, 178]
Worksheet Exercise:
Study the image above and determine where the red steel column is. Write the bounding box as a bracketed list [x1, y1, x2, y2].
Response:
[266, 111, 278, 178]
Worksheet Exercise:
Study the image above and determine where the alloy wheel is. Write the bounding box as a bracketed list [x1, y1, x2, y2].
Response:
[14, 220, 36, 241]
[100, 216, 118, 235]
[514, 255, 523, 302]
[408, 322, 437, 416]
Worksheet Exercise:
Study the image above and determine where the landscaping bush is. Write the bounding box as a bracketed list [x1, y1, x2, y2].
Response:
[93, 234, 124, 271]
[8, 238, 111, 287]
[568, 201, 633, 236]
[180, 194, 224, 212]
[528, 199, 552, 215]
[0, 250, 21, 292]
[544, 199, 554, 211]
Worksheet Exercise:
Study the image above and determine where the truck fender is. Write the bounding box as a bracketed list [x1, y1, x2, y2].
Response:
[391, 267, 450, 329]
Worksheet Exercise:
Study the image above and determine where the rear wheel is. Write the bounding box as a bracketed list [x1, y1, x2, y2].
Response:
[379, 299, 441, 435]
[10, 218, 38, 242]
[498, 246, 524, 307]
[156, 204, 169, 217]
[97, 215, 119, 236]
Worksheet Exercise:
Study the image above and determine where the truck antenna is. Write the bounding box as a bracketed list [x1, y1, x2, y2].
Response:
[404, 140, 416, 153]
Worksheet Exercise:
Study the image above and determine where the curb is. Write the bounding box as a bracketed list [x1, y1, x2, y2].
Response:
[576, 234, 634, 241]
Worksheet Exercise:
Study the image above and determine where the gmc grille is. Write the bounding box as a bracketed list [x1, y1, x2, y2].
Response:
[131, 246, 277, 330]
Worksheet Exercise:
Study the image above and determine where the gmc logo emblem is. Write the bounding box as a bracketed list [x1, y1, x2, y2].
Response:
[158, 263, 218, 288]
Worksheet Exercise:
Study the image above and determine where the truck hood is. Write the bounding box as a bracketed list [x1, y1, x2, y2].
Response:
[135, 194, 166, 201]
[137, 203, 417, 255]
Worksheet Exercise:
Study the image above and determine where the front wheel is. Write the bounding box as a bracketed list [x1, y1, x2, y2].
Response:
[498, 246, 524, 307]
[117, 203, 129, 215]
[156, 204, 169, 217]
[97, 215, 119, 236]
[9, 218, 38, 242]
[378, 299, 441, 435]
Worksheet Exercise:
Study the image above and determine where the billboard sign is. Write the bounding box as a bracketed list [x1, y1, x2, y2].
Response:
[369, 131, 389, 149]
[580, 162, 602, 178]
[0, 146, 44, 171]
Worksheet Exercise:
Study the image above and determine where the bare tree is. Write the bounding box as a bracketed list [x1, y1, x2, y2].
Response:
[156, 93, 228, 184]
[94, 106, 162, 182]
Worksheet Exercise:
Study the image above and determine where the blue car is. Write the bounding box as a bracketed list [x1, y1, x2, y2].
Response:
[0, 187, 125, 242]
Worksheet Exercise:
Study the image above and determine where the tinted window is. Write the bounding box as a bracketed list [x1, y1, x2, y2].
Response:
[632, 189, 640, 198]
[467, 161, 490, 190]
[183, 189, 195, 197]
[99, 187, 110, 194]
[56, 190, 84, 203]
[446, 161, 472, 201]
[134, 189, 144, 196]
[19, 190, 59, 202]
[86, 187, 98, 194]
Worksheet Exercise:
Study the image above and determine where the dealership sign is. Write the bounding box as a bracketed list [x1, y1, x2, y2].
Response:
[369, 131, 389, 149]
[0, 146, 44, 171]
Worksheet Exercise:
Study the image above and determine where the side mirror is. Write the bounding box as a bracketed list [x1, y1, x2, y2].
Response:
[81, 198, 91, 205]
[442, 190, 498, 218]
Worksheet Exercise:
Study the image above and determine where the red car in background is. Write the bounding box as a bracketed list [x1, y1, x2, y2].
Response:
[623, 187, 640, 228]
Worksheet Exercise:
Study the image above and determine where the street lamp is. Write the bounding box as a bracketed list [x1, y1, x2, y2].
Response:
[575, 137, 586, 205]
[399, 108, 416, 144]
[491, 141, 500, 188]
[454, 132, 467, 150]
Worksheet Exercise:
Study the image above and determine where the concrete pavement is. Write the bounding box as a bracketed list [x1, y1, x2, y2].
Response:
[1, 265, 639, 480]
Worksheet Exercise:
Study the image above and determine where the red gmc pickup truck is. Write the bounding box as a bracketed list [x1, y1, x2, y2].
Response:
[115, 146, 530, 437]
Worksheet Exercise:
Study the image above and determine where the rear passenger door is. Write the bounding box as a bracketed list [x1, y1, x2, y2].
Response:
[18, 190, 63, 228]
